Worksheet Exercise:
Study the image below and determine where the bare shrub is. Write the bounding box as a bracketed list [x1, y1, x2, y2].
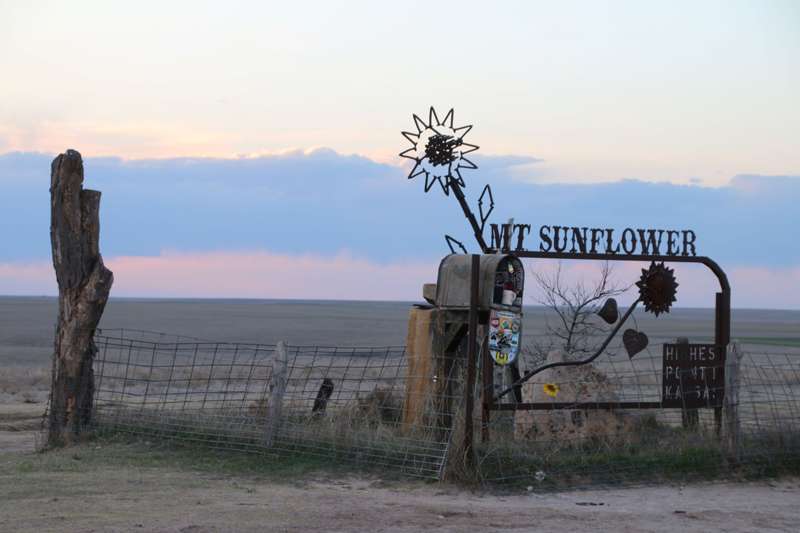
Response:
[526, 261, 630, 365]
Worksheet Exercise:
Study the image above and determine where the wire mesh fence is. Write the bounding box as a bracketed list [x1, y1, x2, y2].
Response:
[92, 329, 463, 479]
[478, 339, 800, 488]
[91, 328, 800, 486]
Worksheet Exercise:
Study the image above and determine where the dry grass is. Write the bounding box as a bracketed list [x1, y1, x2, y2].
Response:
[93, 380, 447, 479]
[85, 327, 800, 487]
[0, 367, 50, 404]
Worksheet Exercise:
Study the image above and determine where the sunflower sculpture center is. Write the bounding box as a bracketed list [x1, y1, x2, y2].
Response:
[636, 262, 679, 316]
[424, 134, 462, 167]
[399, 108, 479, 195]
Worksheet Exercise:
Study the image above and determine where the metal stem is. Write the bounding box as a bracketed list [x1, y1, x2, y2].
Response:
[449, 180, 489, 252]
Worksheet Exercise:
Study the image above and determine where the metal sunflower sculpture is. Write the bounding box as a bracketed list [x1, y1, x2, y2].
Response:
[399, 107, 479, 195]
[635, 262, 679, 316]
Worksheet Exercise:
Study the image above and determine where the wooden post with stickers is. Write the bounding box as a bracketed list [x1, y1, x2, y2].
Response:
[482, 255, 525, 442]
[430, 253, 525, 448]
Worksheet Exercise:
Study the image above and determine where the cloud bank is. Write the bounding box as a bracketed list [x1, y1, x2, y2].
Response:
[0, 150, 798, 307]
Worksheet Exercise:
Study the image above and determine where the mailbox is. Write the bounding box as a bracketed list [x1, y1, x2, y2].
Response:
[435, 254, 524, 366]
[434, 254, 524, 311]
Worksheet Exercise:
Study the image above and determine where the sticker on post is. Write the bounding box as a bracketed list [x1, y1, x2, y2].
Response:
[489, 309, 521, 366]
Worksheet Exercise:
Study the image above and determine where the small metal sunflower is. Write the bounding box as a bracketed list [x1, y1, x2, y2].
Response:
[543, 383, 560, 398]
[399, 107, 478, 195]
[635, 262, 678, 316]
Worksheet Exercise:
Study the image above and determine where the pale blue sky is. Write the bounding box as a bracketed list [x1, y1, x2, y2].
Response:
[2, 0, 798, 183]
[1, 1, 798, 307]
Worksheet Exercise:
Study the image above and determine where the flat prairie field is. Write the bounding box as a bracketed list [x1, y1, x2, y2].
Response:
[2, 296, 799, 364]
[0, 295, 798, 404]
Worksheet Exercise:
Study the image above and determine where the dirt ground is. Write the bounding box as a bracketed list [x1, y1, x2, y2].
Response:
[0, 402, 798, 533]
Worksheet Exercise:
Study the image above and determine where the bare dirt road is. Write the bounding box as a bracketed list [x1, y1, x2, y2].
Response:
[5, 471, 800, 533]
[2, 418, 799, 533]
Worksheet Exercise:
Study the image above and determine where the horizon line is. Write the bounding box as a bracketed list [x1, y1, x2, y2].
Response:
[2, 294, 798, 313]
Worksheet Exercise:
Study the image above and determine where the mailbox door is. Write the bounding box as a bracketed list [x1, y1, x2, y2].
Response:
[490, 256, 524, 309]
[488, 308, 522, 365]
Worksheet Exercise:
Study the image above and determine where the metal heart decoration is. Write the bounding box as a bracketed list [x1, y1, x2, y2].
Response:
[597, 298, 619, 324]
[623, 329, 648, 358]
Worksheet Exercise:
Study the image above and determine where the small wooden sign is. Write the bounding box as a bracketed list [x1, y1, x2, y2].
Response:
[662, 343, 725, 408]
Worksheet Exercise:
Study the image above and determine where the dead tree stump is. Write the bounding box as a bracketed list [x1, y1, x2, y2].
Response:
[48, 149, 113, 446]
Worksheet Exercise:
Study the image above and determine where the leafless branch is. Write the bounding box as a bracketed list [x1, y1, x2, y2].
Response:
[529, 261, 631, 360]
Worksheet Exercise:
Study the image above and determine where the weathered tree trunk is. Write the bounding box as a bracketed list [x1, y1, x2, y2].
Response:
[48, 149, 113, 446]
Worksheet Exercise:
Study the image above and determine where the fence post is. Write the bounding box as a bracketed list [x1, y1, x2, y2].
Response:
[264, 341, 288, 447]
[463, 254, 480, 470]
[723, 342, 741, 463]
[676, 338, 699, 429]
[48, 150, 114, 446]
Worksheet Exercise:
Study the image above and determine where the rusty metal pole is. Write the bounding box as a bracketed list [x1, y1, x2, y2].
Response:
[463, 254, 480, 466]
[714, 290, 731, 436]
[481, 339, 492, 443]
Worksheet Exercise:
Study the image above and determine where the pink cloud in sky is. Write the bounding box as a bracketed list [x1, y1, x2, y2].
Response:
[0, 121, 246, 160]
[0, 251, 437, 302]
[0, 251, 797, 309]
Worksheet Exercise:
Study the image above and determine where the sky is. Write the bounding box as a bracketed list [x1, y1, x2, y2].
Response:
[1, 1, 798, 308]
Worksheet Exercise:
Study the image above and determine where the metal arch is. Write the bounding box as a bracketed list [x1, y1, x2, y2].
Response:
[509, 250, 731, 347]
[509, 251, 729, 293]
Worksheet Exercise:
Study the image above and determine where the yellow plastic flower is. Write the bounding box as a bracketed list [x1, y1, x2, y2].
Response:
[543, 383, 560, 398]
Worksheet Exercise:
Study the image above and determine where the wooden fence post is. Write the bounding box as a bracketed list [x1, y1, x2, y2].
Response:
[462, 254, 479, 470]
[724, 343, 741, 463]
[264, 341, 288, 447]
[48, 150, 114, 446]
[675, 338, 699, 430]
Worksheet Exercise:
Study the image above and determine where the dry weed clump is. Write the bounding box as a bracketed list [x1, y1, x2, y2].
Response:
[247, 396, 270, 418]
[323, 387, 403, 436]
[0, 366, 50, 402]
[242, 383, 406, 454]
[354, 388, 403, 425]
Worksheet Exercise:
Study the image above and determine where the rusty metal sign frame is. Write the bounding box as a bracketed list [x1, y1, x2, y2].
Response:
[401, 108, 732, 441]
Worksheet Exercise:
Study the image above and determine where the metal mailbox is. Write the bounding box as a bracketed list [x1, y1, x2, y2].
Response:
[435, 254, 524, 366]
[435, 254, 524, 311]
[435, 254, 525, 311]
